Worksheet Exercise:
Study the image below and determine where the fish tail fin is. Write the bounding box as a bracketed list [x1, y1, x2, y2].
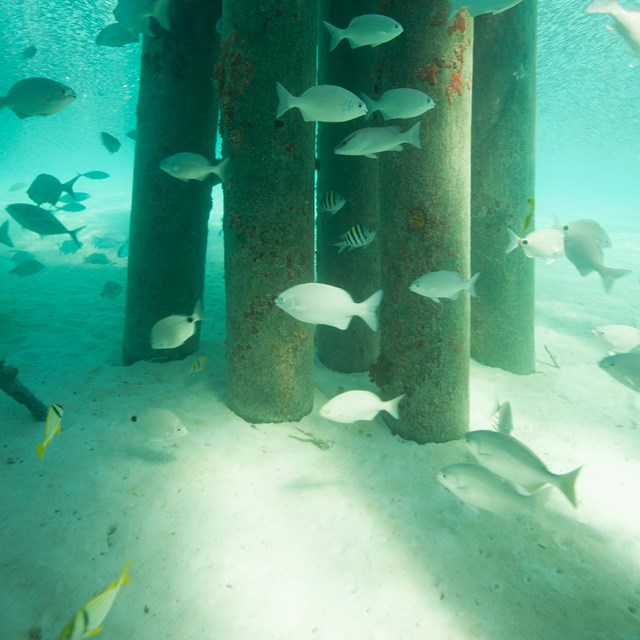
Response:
[505, 227, 521, 253]
[333, 240, 348, 254]
[385, 394, 405, 419]
[360, 92, 375, 119]
[585, 0, 618, 13]
[323, 21, 343, 51]
[275, 82, 296, 119]
[62, 174, 81, 200]
[405, 121, 422, 149]
[213, 157, 231, 183]
[35, 444, 45, 459]
[555, 466, 582, 508]
[358, 289, 384, 332]
[119, 560, 132, 586]
[467, 272, 480, 297]
[193, 298, 204, 321]
[69, 225, 86, 249]
[154, 0, 171, 31]
[601, 267, 631, 293]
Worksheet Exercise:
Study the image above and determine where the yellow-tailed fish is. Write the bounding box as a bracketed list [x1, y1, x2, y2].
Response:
[523, 197, 535, 231]
[36, 403, 63, 459]
[57, 560, 131, 640]
[190, 354, 207, 374]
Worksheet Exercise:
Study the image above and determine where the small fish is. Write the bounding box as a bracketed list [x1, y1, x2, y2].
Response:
[92, 236, 120, 249]
[319, 191, 346, 214]
[409, 270, 479, 303]
[60, 239, 82, 255]
[276, 83, 367, 122]
[334, 122, 421, 158]
[464, 430, 582, 507]
[449, 0, 524, 20]
[592, 324, 640, 354]
[57, 202, 87, 213]
[60, 192, 91, 204]
[275, 283, 383, 331]
[319, 390, 404, 423]
[81, 171, 110, 180]
[564, 232, 630, 292]
[151, 299, 204, 349]
[6, 203, 85, 247]
[360, 88, 435, 121]
[56, 560, 131, 640]
[493, 401, 513, 435]
[114, 0, 171, 36]
[323, 14, 403, 51]
[513, 63, 530, 80]
[437, 463, 551, 518]
[334, 224, 376, 253]
[190, 355, 208, 374]
[100, 131, 122, 154]
[560, 218, 611, 249]
[160, 153, 230, 183]
[27, 173, 80, 206]
[130, 408, 188, 441]
[523, 197, 535, 231]
[10, 250, 35, 263]
[599, 350, 640, 391]
[84, 252, 111, 265]
[96, 22, 139, 47]
[505, 227, 564, 262]
[117, 239, 129, 258]
[0, 77, 76, 119]
[36, 403, 63, 459]
[585, 0, 640, 57]
[126, 129, 137, 140]
[22, 45, 38, 59]
[10, 258, 45, 277]
[101, 281, 123, 300]
[9, 181, 28, 192]
[0, 220, 14, 247]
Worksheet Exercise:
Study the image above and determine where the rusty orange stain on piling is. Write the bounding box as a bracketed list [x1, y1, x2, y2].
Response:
[445, 71, 464, 105]
[447, 12, 466, 35]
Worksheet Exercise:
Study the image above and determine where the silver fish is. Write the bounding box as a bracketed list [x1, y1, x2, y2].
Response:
[276, 83, 367, 123]
[151, 299, 204, 349]
[130, 408, 188, 442]
[437, 463, 551, 518]
[334, 224, 376, 253]
[96, 23, 139, 47]
[6, 203, 85, 247]
[561, 218, 611, 249]
[323, 14, 403, 51]
[409, 270, 479, 302]
[360, 88, 435, 121]
[563, 232, 630, 292]
[464, 430, 582, 507]
[0, 77, 76, 119]
[599, 351, 640, 391]
[334, 122, 421, 158]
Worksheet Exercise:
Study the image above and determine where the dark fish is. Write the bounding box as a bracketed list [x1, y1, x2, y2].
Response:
[10, 250, 35, 263]
[599, 351, 640, 392]
[333, 224, 376, 253]
[563, 232, 630, 292]
[93, 236, 120, 249]
[10, 258, 45, 277]
[117, 239, 129, 258]
[60, 192, 91, 204]
[6, 203, 85, 247]
[27, 173, 80, 206]
[60, 239, 81, 254]
[100, 281, 123, 300]
[100, 131, 121, 154]
[84, 252, 111, 265]
[57, 202, 87, 213]
[82, 171, 110, 180]
[22, 45, 37, 59]
[125, 129, 137, 140]
[96, 23, 139, 47]
[8, 181, 27, 192]
[0, 220, 13, 247]
[0, 77, 76, 119]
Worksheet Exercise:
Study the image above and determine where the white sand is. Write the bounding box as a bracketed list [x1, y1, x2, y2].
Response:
[1, 191, 639, 640]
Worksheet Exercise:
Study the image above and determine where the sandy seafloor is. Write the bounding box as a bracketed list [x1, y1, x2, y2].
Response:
[1, 186, 639, 640]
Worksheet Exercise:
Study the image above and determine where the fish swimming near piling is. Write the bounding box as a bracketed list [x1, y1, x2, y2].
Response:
[360, 88, 435, 121]
[319, 191, 346, 214]
[323, 14, 403, 51]
[0, 77, 76, 119]
[276, 83, 367, 122]
[334, 224, 376, 253]
[151, 299, 204, 349]
[319, 390, 404, 423]
[6, 203, 85, 247]
[448, 0, 524, 20]
[96, 22, 139, 47]
[114, 0, 171, 35]
[100, 131, 122, 154]
[160, 153, 230, 183]
[9, 258, 45, 277]
[334, 122, 422, 158]
[0, 220, 13, 247]
[27, 173, 80, 206]
[410, 270, 479, 302]
[599, 350, 640, 391]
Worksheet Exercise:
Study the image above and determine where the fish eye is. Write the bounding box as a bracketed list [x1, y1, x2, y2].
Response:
[522, 239, 528, 245]
[130, 416, 138, 422]
[187, 316, 194, 323]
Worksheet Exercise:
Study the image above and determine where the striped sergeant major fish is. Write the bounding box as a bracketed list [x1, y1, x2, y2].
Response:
[319, 190, 346, 214]
[36, 403, 63, 459]
[334, 224, 376, 253]
[57, 560, 131, 640]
